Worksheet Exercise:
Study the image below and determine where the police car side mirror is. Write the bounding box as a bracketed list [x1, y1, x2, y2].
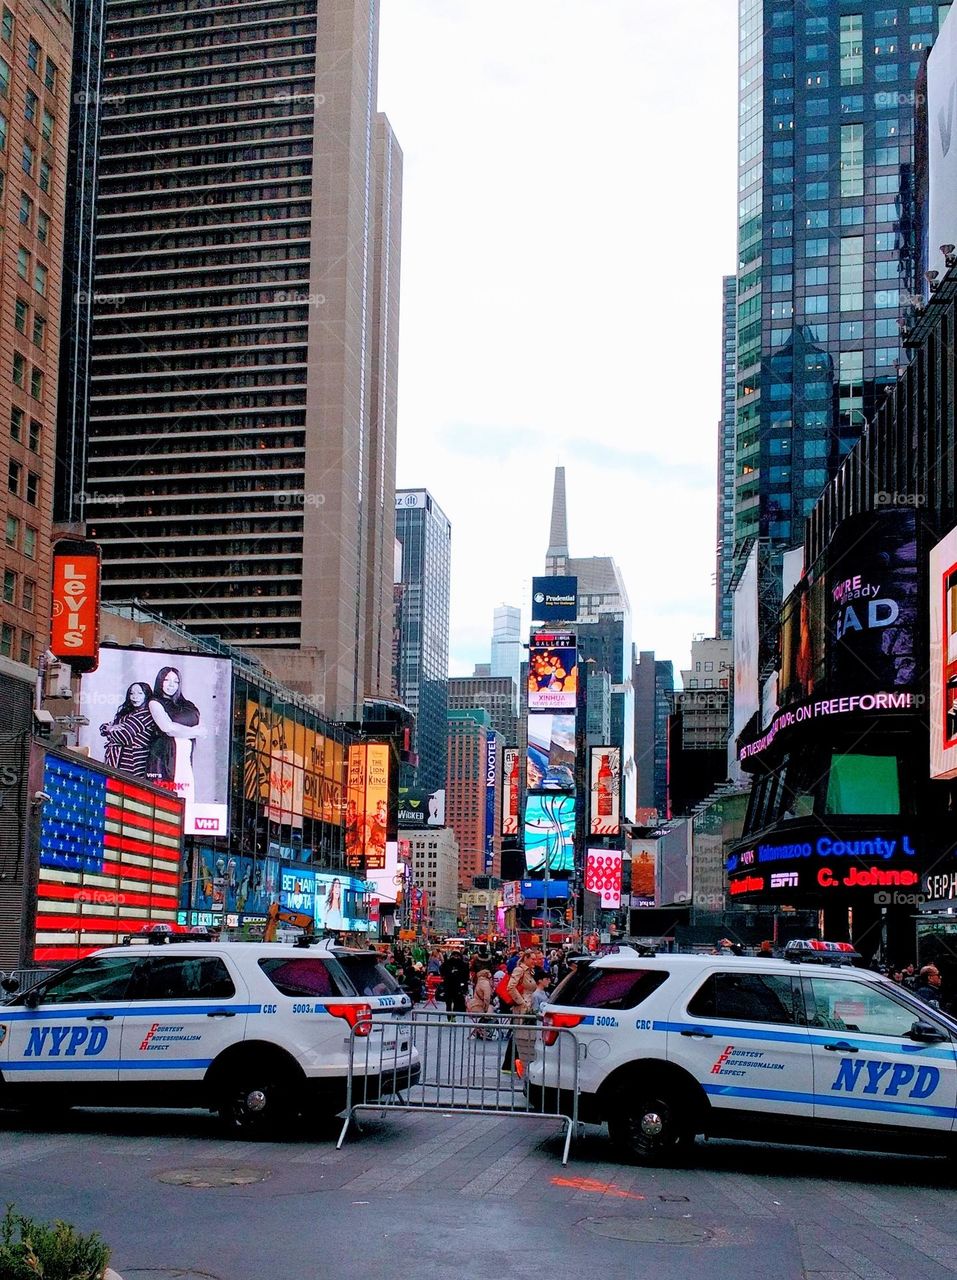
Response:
[909, 1020, 946, 1043]
[0, 974, 19, 994]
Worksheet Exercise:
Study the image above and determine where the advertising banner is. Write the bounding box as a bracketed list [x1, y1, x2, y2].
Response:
[630, 839, 657, 908]
[35, 753, 184, 961]
[733, 546, 760, 740]
[527, 632, 578, 710]
[398, 786, 445, 828]
[77, 646, 232, 837]
[531, 575, 578, 623]
[50, 540, 100, 672]
[280, 866, 315, 915]
[928, 5, 957, 289]
[524, 794, 575, 873]
[244, 702, 346, 829]
[826, 509, 918, 695]
[191, 851, 279, 917]
[589, 746, 621, 835]
[585, 848, 623, 909]
[315, 871, 370, 932]
[931, 524, 957, 778]
[502, 747, 520, 835]
[527, 714, 575, 791]
[725, 828, 920, 899]
[502, 880, 521, 908]
[484, 735, 497, 871]
[346, 743, 390, 870]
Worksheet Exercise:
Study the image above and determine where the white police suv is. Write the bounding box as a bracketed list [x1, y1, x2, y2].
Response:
[526, 942, 957, 1163]
[0, 938, 418, 1135]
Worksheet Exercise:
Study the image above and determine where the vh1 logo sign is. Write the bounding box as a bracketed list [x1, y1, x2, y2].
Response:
[194, 816, 221, 833]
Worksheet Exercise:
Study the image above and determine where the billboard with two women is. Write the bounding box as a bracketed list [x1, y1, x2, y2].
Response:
[77, 646, 232, 837]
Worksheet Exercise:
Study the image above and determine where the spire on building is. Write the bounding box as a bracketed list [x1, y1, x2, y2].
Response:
[546, 465, 569, 572]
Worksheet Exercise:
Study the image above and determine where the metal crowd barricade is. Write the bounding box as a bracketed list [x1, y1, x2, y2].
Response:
[336, 1009, 581, 1165]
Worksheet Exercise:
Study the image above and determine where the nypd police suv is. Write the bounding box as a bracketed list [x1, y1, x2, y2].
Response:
[527, 941, 957, 1163]
[0, 938, 418, 1135]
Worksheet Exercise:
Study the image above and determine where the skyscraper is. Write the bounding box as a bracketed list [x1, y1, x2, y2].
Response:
[634, 651, 674, 819]
[81, 0, 401, 719]
[447, 673, 518, 744]
[715, 275, 737, 640]
[490, 604, 521, 692]
[733, 1, 947, 588]
[543, 466, 637, 821]
[0, 0, 74, 668]
[446, 709, 500, 891]
[394, 489, 451, 794]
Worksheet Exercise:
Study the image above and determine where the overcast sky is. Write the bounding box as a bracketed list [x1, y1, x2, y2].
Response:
[378, 0, 739, 679]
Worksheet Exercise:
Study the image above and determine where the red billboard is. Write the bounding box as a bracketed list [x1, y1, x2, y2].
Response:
[50, 540, 101, 672]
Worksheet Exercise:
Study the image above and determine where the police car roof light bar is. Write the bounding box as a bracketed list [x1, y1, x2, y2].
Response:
[783, 939, 861, 965]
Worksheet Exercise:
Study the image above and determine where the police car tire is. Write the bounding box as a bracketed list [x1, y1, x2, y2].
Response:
[607, 1083, 695, 1165]
[215, 1050, 301, 1138]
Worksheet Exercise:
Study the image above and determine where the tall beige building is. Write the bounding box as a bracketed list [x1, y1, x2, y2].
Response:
[83, 0, 401, 719]
[0, 0, 72, 668]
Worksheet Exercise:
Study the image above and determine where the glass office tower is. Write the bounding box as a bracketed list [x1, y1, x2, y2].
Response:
[734, 1, 950, 572]
[394, 489, 451, 795]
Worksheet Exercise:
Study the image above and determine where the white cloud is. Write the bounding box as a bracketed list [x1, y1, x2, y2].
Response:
[379, 0, 738, 678]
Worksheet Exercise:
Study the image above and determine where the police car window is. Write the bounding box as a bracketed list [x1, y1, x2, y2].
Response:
[806, 977, 917, 1037]
[128, 957, 235, 1001]
[332, 955, 402, 997]
[550, 966, 668, 1010]
[688, 972, 801, 1025]
[258, 958, 342, 998]
[29, 955, 139, 1005]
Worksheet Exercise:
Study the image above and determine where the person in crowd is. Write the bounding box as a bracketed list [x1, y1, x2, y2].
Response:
[755, 940, 775, 959]
[440, 947, 470, 1019]
[505, 948, 521, 974]
[99, 682, 157, 777]
[915, 965, 944, 1010]
[427, 948, 443, 976]
[468, 968, 493, 1016]
[507, 947, 543, 1071]
[146, 666, 206, 805]
[901, 964, 918, 990]
[530, 968, 551, 1016]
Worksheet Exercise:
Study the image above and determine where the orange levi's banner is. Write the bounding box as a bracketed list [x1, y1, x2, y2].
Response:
[50, 540, 101, 673]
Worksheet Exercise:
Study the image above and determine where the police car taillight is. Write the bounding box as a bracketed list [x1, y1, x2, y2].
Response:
[328, 1003, 373, 1035]
[542, 1012, 584, 1046]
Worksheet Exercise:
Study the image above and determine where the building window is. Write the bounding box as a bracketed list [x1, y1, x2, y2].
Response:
[12, 351, 24, 387]
[0, 53, 9, 95]
[29, 365, 42, 399]
[21, 141, 33, 175]
[36, 210, 48, 244]
[14, 296, 27, 333]
[23, 88, 37, 122]
[26, 37, 39, 73]
[40, 108, 52, 142]
[5, 515, 18, 548]
[33, 263, 46, 296]
[8, 458, 21, 495]
[43, 56, 56, 92]
[0, 624, 13, 658]
[0, 111, 6, 151]
[840, 14, 864, 84]
[31, 315, 44, 348]
[38, 158, 50, 193]
[0, 7, 12, 43]
[18, 631, 31, 664]
[25, 471, 38, 505]
[2, 569, 15, 603]
[841, 123, 864, 196]
[16, 246, 28, 278]
[9, 405, 22, 440]
[27, 418, 39, 452]
[18, 192, 31, 225]
[23, 525, 36, 558]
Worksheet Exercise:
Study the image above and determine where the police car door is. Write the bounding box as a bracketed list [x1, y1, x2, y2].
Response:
[1, 954, 139, 1086]
[669, 967, 815, 1120]
[804, 974, 957, 1134]
[119, 953, 248, 1086]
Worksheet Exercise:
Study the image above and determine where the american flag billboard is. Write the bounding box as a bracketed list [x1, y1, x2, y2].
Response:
[35, 754, 185, 961]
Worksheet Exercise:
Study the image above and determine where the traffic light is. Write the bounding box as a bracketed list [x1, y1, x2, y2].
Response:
[565, 907, 573, 922]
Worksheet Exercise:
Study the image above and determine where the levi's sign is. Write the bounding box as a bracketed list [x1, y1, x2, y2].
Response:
[50, 541, 101, 672]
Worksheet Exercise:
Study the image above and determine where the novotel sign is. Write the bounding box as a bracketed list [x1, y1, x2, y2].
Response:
[739, 692, 916, 763]
[727, 834, 916, 871]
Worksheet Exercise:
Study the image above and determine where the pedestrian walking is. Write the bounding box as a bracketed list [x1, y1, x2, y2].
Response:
[915, 965, 943, 1010]
[440, 948, 470, 1019]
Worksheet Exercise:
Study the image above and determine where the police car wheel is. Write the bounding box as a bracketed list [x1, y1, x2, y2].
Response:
[217, 1058, 295, 1138]
[608, 1087, 692, 1165]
